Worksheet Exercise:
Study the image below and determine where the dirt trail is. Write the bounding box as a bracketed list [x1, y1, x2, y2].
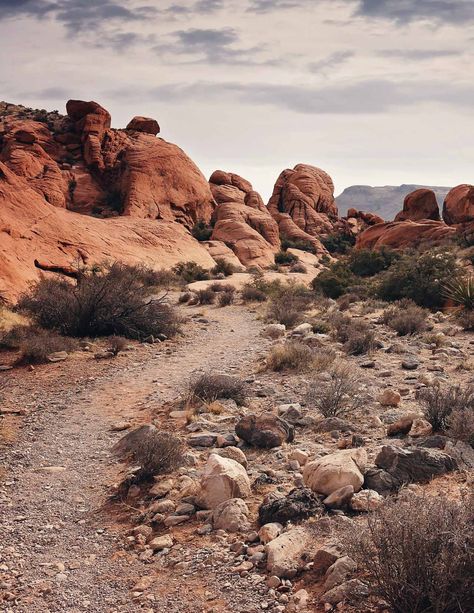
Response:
[0, 306, 270, 612]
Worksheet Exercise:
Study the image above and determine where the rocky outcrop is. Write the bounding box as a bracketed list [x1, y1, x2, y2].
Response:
[443, 184, 474, 224]
[356, 219, 456, 250]
[210, 170, 280, 267]
[268, 164, 338, 237]
[126, 116, 160, 135]
[0, 162, 215, 298]
[395, 188, 440, 222]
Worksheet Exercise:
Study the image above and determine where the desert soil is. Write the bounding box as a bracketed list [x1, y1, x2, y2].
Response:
[0, 304, 275, 613]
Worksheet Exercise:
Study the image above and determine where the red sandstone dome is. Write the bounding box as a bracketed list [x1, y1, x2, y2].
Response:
[394, 188, 440, 222]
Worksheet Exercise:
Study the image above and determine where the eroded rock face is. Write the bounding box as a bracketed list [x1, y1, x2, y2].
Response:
[395, 188, 440, 222]
[210, 170, 280, 267]
[443, 184, 474, 224]
[0, 162, 215, 299]
[356, 219, 456, 250]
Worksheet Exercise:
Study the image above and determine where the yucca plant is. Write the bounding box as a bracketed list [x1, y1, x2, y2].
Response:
[443, 276, 474, 311]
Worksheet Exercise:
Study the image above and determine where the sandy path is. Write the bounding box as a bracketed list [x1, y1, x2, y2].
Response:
[0, 306, 270, 612]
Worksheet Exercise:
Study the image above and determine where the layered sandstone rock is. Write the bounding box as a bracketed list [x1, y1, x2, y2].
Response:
[394, 188, 440, 222]
[0, 162, 215, 299]
[443, 184, 474, 224]
[356, 219, 456, 250]
[267, 164, 338, 237]
[210, 170, 280, 267]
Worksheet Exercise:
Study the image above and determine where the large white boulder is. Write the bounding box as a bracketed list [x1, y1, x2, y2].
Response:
[198, 454, 251, 509]
[303, 449, 367, 496]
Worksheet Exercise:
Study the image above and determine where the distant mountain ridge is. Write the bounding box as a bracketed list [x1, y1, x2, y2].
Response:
[336, 184, 452, 221]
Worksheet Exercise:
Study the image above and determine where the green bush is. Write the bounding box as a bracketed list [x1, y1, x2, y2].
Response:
[172, 261, 210, 283]
[382, 300, 429, 336]
[211, 258, 235, 277]
[280, 237, 316, 254]
[321, 233, 356, 254]
[348, 247, 399, 277]
[191, 221, 213, 242]
[275, 250, 298, 265]
[312, 261, 357, 299]
[17, 263, 179, 340]
[376, 249, 460, 309]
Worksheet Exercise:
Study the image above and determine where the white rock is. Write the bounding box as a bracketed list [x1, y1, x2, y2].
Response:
[265, 528, 310, 578]
[212, 498, 250, 533]
[349, 490, 383, 512]
[258, 522, 283, 545]
[303, 449, 367, 496]
[198, 454, 251, 509]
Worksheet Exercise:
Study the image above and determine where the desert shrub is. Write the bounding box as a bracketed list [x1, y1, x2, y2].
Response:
[172, 261, 210, 283]
[312, 261, 357, 299]
[191, 220, 213, 242]
[211, 258, 235, 277]
[195, 288, 215, 305]
[266, 283, 314, 328]
[457, 309, 474, 331]
[348, 247, 399, 277]
[376, 249, 461, 309]
[382, 300, 428, 336]
[15, 327, 76, 365]
[275, 250, 298, 265]
[443, 275, 474, 310]
[114, 427, 184, 482]
[346, 495, 474, 613]
[209, 282, 235, 293]
[306, 364, 363, 417]
[186, 373, 247, 405]
[218, 290, 235, 307]
[289, 262, 307, 274]
[178, 292, 192, 304]
[241, 285, 267, 303]
[266, 342, 313, 372]
[280, 237, 316, 254]
[106, 335, 128, 356]
[311, 319, 331, 334]
[343, 325, 376, 355]
[17, 263, 179, 340]
[312, 347, 337, 372]
[418, 383, 474, 431]
[447, 408, 474, 447]
[322, 232, 356, 254]
[337, 293, 358, 312]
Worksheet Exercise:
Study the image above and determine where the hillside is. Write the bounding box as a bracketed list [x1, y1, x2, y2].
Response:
[336, 184, 452, 220]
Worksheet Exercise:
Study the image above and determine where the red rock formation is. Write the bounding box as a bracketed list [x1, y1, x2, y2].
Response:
[126, 116, 160, 135]
[394, 188, 440, 222]
[210, 170, 280, 267]
[443, 184, 474, 225]
[0, 162, 214, 299]
[267, 164, 338, 237]
[273, 213, 327, 256]
[356, 220, 456, 250]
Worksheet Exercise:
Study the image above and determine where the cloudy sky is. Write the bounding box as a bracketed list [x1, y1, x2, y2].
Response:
[1, 0, 473, 198]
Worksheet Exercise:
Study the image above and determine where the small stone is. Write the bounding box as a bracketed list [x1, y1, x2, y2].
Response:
[258, 523, 283, 545]
[378, 389, 401, 407]
[402, 359, 419, 371]
[149, 535, 173, 551]
[350, 490, 383, 512]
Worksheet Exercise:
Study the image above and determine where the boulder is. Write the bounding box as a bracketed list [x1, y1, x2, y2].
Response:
[443, 184, 474, 224]
[258, 488, 324, 525]
[198, 454, 251, 509]
[212, 447, 248, 468]
[395, 189, 440, 222]
[321, 579, 369, 606]
[323, 556, 357, 592]
[126, 116, 160, 135]
[378, 389, 401, 407]
[212, 498, 250, 533]
[235, 413, 294, 448]
[322, 485, 355, 510]
[303, 449, 367, 496]
[408, 417, 433, 438]
[374, 445, 458, 488]
[267, 164, 338, 239]
[387, 415, 415, 436]
[265, 528, 310, 578]
[258, 522, 283, 545]
[349, 489, 383, 512]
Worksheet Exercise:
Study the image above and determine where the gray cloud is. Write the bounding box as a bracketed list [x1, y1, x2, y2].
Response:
[0, 0, 156, 31]
[154, 27, 278, 66]
[351, 0, 474, 24]
[119, 78, 474, 114]
[248, 0, 312, 13]
[379, 48, 462, 60]
[308, 50, 354, 74]
[163, 0, 224, 17]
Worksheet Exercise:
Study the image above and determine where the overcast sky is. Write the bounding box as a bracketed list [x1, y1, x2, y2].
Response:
[1, 0, 473, 198]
